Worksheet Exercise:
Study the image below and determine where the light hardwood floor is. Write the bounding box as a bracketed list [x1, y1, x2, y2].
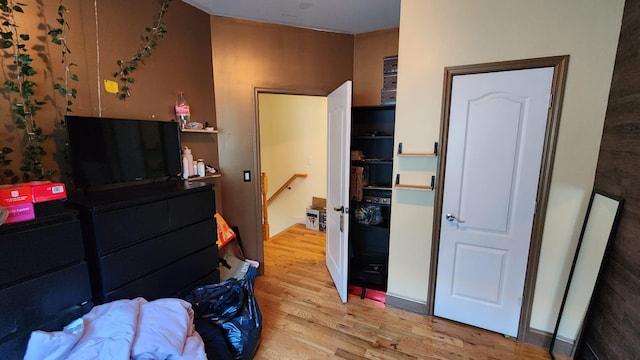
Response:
[252, 224, 554, 360]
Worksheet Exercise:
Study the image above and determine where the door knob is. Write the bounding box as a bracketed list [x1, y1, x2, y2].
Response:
[334, 206, 344, 213]
[445, 213, 465, 223]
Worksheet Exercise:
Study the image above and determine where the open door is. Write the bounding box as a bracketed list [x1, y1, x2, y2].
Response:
[326, 81, 352, 303]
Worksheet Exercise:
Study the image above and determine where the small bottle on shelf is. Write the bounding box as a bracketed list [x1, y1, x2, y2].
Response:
[197, 159, 206, 177]
[175, 92, 191, 129]
[182, 146, 193, 179]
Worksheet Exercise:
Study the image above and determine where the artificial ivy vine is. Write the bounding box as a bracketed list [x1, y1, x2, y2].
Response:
[1, 0, 49, 182]
[0, 0, 74, 183]
[113, 0, 172, 100]
[48, 0, 78, 116]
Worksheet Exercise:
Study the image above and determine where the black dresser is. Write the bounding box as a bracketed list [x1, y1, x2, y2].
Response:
[0, 210, 93, 359]
[66, 181, 220, 304]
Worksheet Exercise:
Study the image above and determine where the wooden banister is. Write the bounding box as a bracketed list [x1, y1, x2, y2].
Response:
[267, 173, 308, 204]
[261, 172, 269, 241]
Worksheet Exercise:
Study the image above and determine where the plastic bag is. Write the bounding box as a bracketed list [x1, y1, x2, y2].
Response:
[220, 267, 261, 360]
[186, 267, 261, 360]
[187, 278, 244, 322]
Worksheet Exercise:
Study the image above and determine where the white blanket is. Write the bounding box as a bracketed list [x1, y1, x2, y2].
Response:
[24, 298, 207, 360]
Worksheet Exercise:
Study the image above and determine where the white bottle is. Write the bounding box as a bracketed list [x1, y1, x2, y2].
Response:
[197, 159, 206, 177]
[175, 92, 191, 129]
[182, 146, 193, 179]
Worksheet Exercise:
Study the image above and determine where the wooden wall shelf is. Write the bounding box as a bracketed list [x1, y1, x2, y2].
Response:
[186, 174, 221, 181]
[397, 141, 438, 157]
[394, 174, 435, 191]
[180, 128, 219, 134]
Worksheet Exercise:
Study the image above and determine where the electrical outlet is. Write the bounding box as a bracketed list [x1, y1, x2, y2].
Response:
[243, 170, 251, 182]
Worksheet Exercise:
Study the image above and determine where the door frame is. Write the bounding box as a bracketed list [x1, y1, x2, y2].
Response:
[429, 55, 570, 341]
[252, 86, 328, 271]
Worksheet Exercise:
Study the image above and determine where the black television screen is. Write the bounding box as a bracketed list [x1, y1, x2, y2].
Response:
[65, 116, 182, 190]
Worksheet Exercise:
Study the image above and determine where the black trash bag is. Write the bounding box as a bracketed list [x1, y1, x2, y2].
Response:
[186, 266, 262, 360]
[187, 277, 245, 322]
[220, 266, 262, 360]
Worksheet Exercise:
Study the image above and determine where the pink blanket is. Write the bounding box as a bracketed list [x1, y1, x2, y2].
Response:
[24, 298, 207, 360]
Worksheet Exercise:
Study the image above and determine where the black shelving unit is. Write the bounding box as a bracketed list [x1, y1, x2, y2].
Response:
[349, 105, 395, 297]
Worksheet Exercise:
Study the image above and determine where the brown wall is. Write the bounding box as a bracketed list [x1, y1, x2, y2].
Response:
[210, 16, 354, 268]
[582, 0, 640, 358]
[353, 28, 399, 106]
[0, 0, 216, 186]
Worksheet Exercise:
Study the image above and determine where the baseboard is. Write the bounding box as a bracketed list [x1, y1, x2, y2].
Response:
[385, 293, 427, 314]
[526, 328, 552, 349]
[527, 327, 574, 356]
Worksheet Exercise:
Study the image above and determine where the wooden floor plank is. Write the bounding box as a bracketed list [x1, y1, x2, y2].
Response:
[253, 224, 553, 360]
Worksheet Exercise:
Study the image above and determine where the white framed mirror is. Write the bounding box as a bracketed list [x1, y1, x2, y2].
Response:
[549, 190, 624, 359]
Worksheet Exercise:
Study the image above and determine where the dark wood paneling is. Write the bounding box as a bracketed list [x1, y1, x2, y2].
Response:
[585, 0, 640, 358]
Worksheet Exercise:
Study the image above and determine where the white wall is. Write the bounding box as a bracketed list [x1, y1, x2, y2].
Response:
[258, 94, 327, 236]
[389, 0, 624, 338]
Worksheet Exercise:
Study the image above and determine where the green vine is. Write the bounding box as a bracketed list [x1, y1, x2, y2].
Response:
[48, 0, 78, 115]
[113, 0, 171, 100]
[1, 0, 51, 182]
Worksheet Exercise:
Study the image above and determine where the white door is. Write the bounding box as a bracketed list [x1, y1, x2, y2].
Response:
[326, 81, 352, 303]
[434, 67, 554, 337]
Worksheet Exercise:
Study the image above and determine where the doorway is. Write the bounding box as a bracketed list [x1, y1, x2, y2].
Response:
[256, 91, 328, 239]
[430, 56, 570, 339]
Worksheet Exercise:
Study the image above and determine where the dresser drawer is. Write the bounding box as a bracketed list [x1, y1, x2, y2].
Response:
[92, 200, 171, 253]
[104, 245, 219, 302]
[0, 217, 84, 287]
[168, 189, 215, 229]
[0, 262, 92, 341]
[102, 218, 216, 292]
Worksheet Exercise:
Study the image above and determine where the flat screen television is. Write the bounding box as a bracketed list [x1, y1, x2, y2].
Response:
[65, 115, 182, 190]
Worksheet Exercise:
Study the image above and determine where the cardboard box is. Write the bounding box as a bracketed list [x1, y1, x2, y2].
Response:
[311, 197, 326, 210]
[25, 181, 67, 203]
[306, 207, 320, 231]
[0, 184, 32, 207]
[4, 202, 35, 224]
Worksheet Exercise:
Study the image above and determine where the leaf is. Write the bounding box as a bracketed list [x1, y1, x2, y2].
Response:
[19, 34, 29, 41]
[70, 74, 79, 81]
[1, 147, 13, 154]
[12, 5, 23, 13]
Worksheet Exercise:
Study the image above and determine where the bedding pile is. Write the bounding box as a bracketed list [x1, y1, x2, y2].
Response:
[23, 297, 207, 360]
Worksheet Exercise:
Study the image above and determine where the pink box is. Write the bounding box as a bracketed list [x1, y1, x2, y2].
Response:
[4, 202, 35, 224]
[25, 181, 67, 203]
[0, 185, 32, 207]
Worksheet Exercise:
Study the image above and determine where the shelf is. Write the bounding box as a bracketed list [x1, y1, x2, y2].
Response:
[397, 153, 436, 158]
[397, 142, 438, 157]
[363, 185, 392, 191]
[180, 128, 219, 134]
[355, 135, 393, 140]
[185, 174, 221, 181]
[394, 184, 433, 191]
[394, 175, 435, 191]
[352, 159, 393, 164]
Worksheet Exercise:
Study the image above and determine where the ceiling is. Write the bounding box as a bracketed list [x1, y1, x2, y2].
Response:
[182, 0, 400, 34]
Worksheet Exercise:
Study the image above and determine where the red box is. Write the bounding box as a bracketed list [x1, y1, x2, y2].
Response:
[25, 181, 67, 203]
[0, 185, 32, 207]
[4, 202, 35, 224]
